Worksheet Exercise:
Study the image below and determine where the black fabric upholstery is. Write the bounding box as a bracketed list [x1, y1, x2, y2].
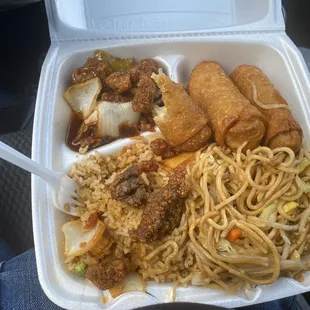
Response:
[0, 126, 33, 254]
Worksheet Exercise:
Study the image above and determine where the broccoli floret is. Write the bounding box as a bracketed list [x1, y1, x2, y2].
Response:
[73, 262, 87, 277]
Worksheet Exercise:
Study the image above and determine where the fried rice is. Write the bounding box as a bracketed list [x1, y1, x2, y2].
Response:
[69, 140, 191, 282]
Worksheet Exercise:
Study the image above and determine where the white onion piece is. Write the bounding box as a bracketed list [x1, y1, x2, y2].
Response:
[62, 219, 105, 260]
[84, 110, 98, 126]
[249, 80, 289, 110]
[64, 77, 102, 119]
[97, 101, 141, 138]
[109, 273, 145, 298]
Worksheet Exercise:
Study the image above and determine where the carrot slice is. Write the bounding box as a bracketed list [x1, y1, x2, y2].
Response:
[227, 228, 242, 242]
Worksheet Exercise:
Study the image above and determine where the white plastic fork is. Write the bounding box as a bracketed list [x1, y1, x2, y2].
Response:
[0, 141, 82, 216]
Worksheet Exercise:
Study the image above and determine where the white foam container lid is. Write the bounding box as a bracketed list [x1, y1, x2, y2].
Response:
[32, 1, 310, 309]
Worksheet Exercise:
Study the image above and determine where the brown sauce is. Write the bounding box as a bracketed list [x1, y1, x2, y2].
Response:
[66, 113, 117, 152]
[118, 121, 140, 138]
[66, 113, 83, 152]
[65, 112, 156, 152]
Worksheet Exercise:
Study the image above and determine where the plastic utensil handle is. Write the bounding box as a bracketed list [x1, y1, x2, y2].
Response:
[0, 141, 59, 186]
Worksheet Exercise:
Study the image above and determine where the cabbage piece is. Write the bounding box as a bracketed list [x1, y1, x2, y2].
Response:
[296, 175, 310, 193]
[97, 101, 141, 138]
[283, 201, 299, 215]
[62, 219, 105, 259]
[64, 77, 102, 119]
[217, 238, 236, 253]
[297, 159, 310, 174]
[259, 204, 277, 222]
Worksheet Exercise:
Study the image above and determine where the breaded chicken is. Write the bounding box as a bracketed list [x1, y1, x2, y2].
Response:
[105, 71, 132, 93]
[85, 258, 128, 290]
[101, 91, 132, 103]
[132, 76, 157, 113]
[150, 138, 178, 159]
[110, 160, 159, 208]
[72, 57, 111, 84]
[130, 58, 159, 85]
[130, 164, 188, 243]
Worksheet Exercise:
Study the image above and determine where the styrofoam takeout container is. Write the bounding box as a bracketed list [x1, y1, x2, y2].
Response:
[32, 0, 310, 309]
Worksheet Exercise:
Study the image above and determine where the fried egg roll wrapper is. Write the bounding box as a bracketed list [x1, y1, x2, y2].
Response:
[188, 61, 267, 151]
[151, 71, 211, 149]
[174, 126, 211, 152]
[230, 65, 302, 153]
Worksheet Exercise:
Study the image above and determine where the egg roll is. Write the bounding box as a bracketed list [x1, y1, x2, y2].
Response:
[188, 61, 267, 151]
[151, 70, 211, 151]
[230, 65, 302, 153]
